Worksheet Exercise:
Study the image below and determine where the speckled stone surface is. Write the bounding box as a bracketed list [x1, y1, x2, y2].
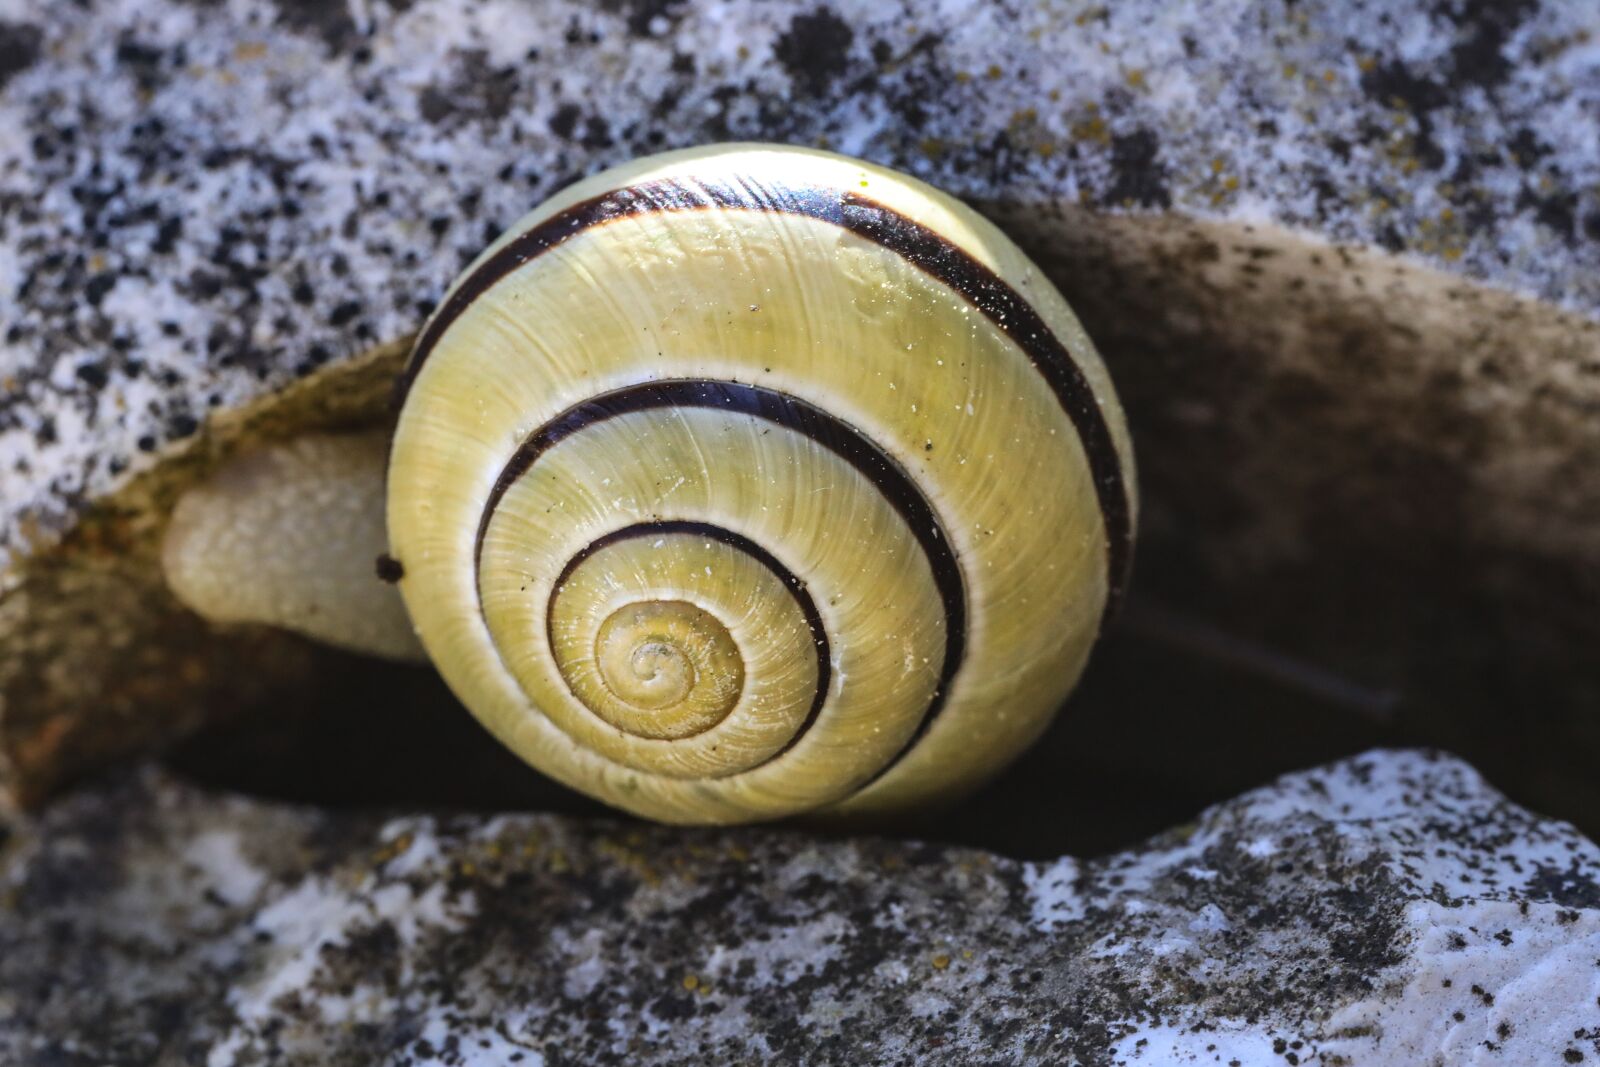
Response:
[1, 0, 1599, 831]
[1, 749, 1596, 1065]
[1, 0, 1597, 560]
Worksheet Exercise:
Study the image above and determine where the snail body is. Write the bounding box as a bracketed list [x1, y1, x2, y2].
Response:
[385, 143, 1135, 824]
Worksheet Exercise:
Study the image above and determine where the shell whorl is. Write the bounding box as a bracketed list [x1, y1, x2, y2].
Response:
[387, 144, 1136, 824]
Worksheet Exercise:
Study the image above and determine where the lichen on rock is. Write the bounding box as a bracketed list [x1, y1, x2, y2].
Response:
[1, 749, 1596, 1065]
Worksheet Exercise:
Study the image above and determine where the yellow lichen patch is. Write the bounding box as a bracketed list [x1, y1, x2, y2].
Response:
[372, 832, 415, 866]
[1071, 115, 1109, 144]
[596, 838, 662, 886]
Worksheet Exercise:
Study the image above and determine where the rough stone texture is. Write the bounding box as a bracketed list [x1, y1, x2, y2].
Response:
[0, 0, 1597, 823]
[2, 749, 1597, 1065]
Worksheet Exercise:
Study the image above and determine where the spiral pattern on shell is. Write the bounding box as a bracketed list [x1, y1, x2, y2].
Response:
[386, 144, 1136, 824]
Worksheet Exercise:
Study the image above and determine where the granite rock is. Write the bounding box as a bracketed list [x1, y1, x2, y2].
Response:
[1, 749, 1598, 1065]
[0, 0, 1597, 819]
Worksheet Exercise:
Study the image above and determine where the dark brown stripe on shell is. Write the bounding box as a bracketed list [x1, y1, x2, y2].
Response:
[477, 380, 964, 778]
[398, 171, 1134, 613]
[547, 520, 829, 767]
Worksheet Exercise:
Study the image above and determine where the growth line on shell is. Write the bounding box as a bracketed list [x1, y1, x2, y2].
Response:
[548, 521, 831, 764]
[476, 380, 965, 776]
[399, 174, 1132, 621]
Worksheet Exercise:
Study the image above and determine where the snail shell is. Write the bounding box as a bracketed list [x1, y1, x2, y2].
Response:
[386, 144, 1136, 824]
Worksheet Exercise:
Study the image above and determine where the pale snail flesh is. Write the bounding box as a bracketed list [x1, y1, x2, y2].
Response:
[383, 143, 1138, 824]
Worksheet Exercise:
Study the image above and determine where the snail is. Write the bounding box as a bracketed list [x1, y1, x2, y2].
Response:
[164, 143, 1137, 824]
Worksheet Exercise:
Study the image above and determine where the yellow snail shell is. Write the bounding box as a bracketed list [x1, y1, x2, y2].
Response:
[385, 143, 1137, 824]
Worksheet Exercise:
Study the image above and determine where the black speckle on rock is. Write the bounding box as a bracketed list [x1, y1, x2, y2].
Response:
[1103, 128, 1171, 210]
[1362, 58, 1447, 115]
[1526, 861, 1600, 909]
[549, 103, 582, 140]
[1507, 127, 1551, 166]
[75, 362, 109, 390]
[581, 115, 613, 150]
[1359, 60, 1447, 170]
[152, 217, 183, 255]
[84, 273, 117, 307]
[272, 0, 356, 52]
[167, 413, 199, 439]
[114, 35, 169, 92]
[599, 0, 687, 38]
[774, 9, 854, 98]
[417, 85, 454, 124]
[563, 19, 602, 47]
[1520, 187, 1578, 244]
[328, 300, 361, 327]
[1445, 0, 1537, 91]
[0, 20, 42, 89]
[426, 51, 520, 124]
[189, 270, 223, 299]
